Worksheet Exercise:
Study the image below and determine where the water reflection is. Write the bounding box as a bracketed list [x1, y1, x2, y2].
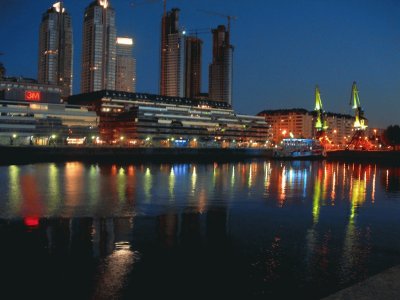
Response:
[0, 160, 395, 228]
[0, 160, 400, 298]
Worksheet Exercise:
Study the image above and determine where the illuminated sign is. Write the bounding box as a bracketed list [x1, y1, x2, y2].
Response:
[24, 217, 39, 227]
[25, 91, 41, 101]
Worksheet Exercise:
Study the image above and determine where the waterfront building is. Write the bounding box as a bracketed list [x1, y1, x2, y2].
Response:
[116, 37, 136, 93]
[258, 108, 358, 148]
[324, 112, 356, 146]
[258, 109, 313, 144]
[209, 25, 233, 105]
[81, 0, 116, 93]
[0, 77, 97, 145]
[68, 90, 269, 147]
[0, 77, 61, 103]
[160, 8, 184, 97]
[184, 36, 202, 99]
[38, 2, 73, 98]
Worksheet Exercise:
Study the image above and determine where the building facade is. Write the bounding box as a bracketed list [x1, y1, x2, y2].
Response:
[209, 25, 233, 105]
[184, 36, 202, 99]
[0, 77, 61, 103]
[258, 108, 357, 147]
[116, 37, 136, 93]
[325, 112, 355, 146]
[160, 8, 183, 97]
[0, 78, 97, 146]
[38, 2, 73, 98]
[69, 90, 269, 148]
[81, 0, 116, 93]
[258, 109, 313, 144]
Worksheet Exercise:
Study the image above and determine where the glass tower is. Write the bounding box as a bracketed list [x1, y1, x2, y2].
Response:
[81, 0, 116, 93]
[38, 2, 73, 98]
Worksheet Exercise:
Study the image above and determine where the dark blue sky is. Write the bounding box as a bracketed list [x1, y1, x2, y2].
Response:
[0, 0, 399, 128]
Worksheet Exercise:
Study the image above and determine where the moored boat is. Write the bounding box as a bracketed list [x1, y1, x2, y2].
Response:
[273, 138, 326, 159]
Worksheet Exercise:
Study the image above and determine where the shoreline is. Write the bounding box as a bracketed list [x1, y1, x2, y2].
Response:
[0, 145, 273, 165]
[326, 149, 400, 163]
[0, 146, 399, 165]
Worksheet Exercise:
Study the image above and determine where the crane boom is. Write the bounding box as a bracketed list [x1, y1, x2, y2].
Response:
[197, 9, 237, 34]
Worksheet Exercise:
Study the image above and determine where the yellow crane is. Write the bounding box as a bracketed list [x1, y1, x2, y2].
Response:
[346, 81, 372, 150]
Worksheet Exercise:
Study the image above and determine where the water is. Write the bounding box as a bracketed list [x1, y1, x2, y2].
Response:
[0, 160, 400, 299]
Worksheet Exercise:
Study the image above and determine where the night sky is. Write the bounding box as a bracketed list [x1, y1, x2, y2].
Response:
[0, 0, 399, 128]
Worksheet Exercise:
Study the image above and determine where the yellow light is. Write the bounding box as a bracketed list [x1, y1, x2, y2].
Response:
[12, 134, 17, 139]
[51, 134, 56, 139]
[99, 0, 109, 9]
[120, 136, 124, 140]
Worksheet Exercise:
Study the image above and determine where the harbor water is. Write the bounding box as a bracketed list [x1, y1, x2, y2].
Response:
[0, 160, 399, 299]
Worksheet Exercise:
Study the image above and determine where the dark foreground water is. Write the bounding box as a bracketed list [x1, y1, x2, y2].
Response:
[0, 160, 400, 299]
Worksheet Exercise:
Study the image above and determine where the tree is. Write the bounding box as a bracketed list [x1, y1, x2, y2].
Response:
[383, 125, 400, 148]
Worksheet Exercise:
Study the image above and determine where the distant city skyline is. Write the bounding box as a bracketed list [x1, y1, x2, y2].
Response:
[0, 0, 399, 127]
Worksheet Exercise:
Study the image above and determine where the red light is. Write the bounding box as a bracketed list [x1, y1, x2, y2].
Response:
[25, 91, 41, 101]
[24, 217, 39, 227]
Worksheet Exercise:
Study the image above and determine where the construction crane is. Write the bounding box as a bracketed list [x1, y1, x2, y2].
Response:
[197, 9, 237, 34]
[130, 0, 160, 8]
[182, 28, 211, 37]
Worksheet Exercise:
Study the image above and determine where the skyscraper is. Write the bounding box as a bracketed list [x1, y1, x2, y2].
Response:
[81, 0, 116, 93]
[160, 8, 183, 97]
[184, 36, 202, 99]
[209, 25, 233, 105]
[116, 37, 136, 93]
[38, 2, 73, 98]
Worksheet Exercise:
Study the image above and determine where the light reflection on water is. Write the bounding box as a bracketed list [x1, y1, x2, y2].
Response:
[0, 160, 400, 298]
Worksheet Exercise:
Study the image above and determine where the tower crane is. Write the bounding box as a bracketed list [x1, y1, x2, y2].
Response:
[182, 28, 211, 37]
[130, 0, 161, 8]
[197, 9, 237, 34]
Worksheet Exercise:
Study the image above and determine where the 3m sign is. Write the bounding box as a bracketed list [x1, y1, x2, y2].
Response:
[25, 91, 41, 101]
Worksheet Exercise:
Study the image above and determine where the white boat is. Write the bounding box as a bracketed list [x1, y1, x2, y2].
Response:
[273, 138, 326, 159]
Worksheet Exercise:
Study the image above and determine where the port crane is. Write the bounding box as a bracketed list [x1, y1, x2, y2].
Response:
[314, 85, 328, 137]
[346, 81, 372, 150]
[313, 85, 331, 147]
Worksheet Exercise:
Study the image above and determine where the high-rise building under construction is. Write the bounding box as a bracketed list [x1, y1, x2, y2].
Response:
[160, 8, 183, 97]
[184, 36, 202, 99]
[209, 25, 233, 105]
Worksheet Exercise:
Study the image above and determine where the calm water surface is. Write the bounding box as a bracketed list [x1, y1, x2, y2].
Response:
[0, 160, 400, 299]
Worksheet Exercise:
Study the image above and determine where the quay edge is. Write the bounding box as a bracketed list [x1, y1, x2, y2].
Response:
[0, 146, 273, 165]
